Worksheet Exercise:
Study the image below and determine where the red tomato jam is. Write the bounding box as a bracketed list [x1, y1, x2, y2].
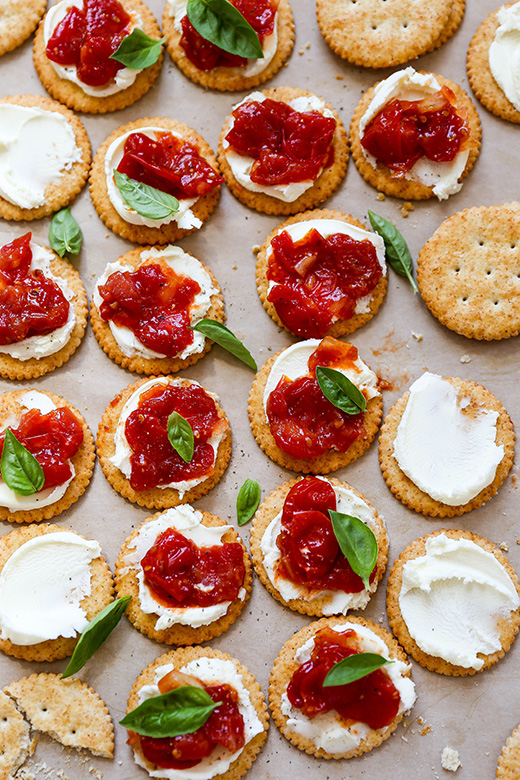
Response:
[276, 477, 375, 592]
[225, 98, 336, 186]
[287, 627, 400, 729]
[124, 382, 226, 491]
[265, 338, 366, 459]
[361, 86, 470, 174]
[0, 407, 83, 490]
[180, 0, 277, 71]
[116, 132, 224, 200]
[0, 233, 70, 346]
[45, 0, 132, 87]
[141, 527, 245, 607]
[267, 227, 383, 338]
[98, 261, 201, 357]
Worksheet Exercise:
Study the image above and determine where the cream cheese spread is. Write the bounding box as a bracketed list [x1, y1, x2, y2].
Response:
[393, 372, 504, 506]
[489, 2, 520, 112]
[399, 533, 520, 670]
[0, 531, 101, 645]
[0, 104, 82, 209]
[359, 67, 469, 201]
[135, 658, 264, 780]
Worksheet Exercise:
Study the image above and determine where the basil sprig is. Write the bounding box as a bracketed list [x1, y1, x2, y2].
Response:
[0, 429, 45, 496]
[191, 320, 257, 371]
[120, 686, 220, 738]
[167, 412, 194, 463]
[114, 171, 179, 221]
[236, 478, 260, 526]
[368, 211, 418, 293]
[110, 29, 166, 69]
[49, 206, 82, 258]
[329, 510, 377, 590]
[316, 366, 366, 415]
[323, 653, 393, 687]
[186, 0, 263, 59]
[62, 596, 131, 679]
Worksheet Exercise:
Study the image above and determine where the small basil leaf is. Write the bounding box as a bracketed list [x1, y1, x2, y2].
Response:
[167, 412, 194, 463]
[191, 320, 257, 371]
[62, 596, 131, 679]
[316, 366, 366, 415]
[110, 29, 166, 69]
[368, 210, 418, 293]
[236, 478, 260, 526]
[49, 206, 83, 258]
[0, 429, 45, 496]
[323, 653, 393, 687]
[186, 0, 263, 59]
[329, 510, 378, 590]
[120, 686, 220, 738]
[114, 171, 179, 221]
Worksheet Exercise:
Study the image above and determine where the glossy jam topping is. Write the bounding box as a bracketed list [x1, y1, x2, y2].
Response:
[266, 338, 365, 459]
[276, 477, 375, 592]
[116, 132, 224, 200]
[0, 233, 70, 346]
[287, 627, 400, 729]
[361, 87, 470, 174]
[124, 383, 226, 491]
[46, 0, 132, 87]
[179, 0, 277, 71]
[0, 407, 83, 490]
[267, 227, 383, 338]
[225, 98, 336, 186]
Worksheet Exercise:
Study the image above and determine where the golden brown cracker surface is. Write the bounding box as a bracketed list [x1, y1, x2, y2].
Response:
[0, 689, 34, 779]
[0, 0, 46, 57]
[428, 0, 465, 52]
[496, 724, 520, 780]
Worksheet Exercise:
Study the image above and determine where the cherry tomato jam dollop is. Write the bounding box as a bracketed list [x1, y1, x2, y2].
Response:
[287, 627, 400, 729]
[267, 227, 383, 338]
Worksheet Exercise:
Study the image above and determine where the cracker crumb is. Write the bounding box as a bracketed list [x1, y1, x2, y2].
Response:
[232, 265, 237, 270]
[499, 541, 509, 552]
[460, 354, 471, 363]
[401, 202, 414, 218]
[335, 75, 344, 80]
[417, 717, 424, 725]
[441, 747, 461, 771]
[305, 42, 310, 49]
[298, 49, 304, 55]
[420, 725, 432, 736]
[411, 331, 423, 342]
[252, 245, 261, 254]
[376, 192, 385, 201]
[402, 736, 408, 743]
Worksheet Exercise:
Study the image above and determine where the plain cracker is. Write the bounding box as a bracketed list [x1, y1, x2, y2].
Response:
[0, 0, 46, 57]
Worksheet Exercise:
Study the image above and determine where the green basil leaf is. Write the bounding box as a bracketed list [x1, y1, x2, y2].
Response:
[191, 320, 257, 371]
[167, 412, 194, 463]
[110, 29, 166, 69]
[329, 510, 378, 590]
[49, 206, 83, 258]
[368, 210, 418, 293]
[316, 366, 366, 415]
[1, 429, 45, 496]
[186, 0, 263, 59]
[62, 596, 131, 679]
[120, 686, 220, 738]
[323, 653, 393, 687]
[236, 478, 260, 526]
[114, 171, 179, 221]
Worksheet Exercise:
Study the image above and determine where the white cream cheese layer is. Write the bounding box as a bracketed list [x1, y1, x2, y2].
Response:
[489, 2, 520, 112]
[43, 0, 143, 97]
[223, 92, 335, 202]
[0, 531, 101, 645]
[0, 105, 82, 209]
[359, 67, 469, 201]
[260, 477, 382, 614]
[281, 622, 416, 753]
[393, 372, 504, 506]
[0, 391, 75, 512]
[399, 533, 520, 670]
[93, 246, 217, 360]
[135, 658, 264, 780]
[105, 127, 202, 229]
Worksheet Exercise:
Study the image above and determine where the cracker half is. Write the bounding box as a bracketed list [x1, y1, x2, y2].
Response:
[497, 724, 520, 780]
[0, 0, 46, 57]
[0, 690, 34, 779]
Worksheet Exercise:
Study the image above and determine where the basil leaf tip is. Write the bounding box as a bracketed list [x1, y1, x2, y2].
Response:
[167, 412, 194, 463]
[110, 29, 166, 69]
[49, 206, 83, 259]
[192, 319, 257, 371]
[323, 653, 393, 687]
[186, 0, 264, 60]
[0, 429, 45, 496]
[120, 685, 220, 738]
[316, 366, 366, 415]
[329, 509, 377, 590]
[114, 171, 179, 221]
[368, 210, 418, 293]
[236, 478, 260, 526]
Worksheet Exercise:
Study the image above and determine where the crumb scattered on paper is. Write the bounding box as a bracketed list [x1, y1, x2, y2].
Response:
[460, 354, 471, 363]
[376, 192, 385, 201]
[411, 331, 423, 342]
[441, 747, 461, 771]
[252, 245, 261, 254]
[401, 202, 414, 218]
[499, 541, 509, 552]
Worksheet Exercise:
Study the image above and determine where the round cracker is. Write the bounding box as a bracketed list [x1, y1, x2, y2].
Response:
[496, 725, 520, 780]
[428, 0, 465, 52]
[0, 524, 114, 662]
[0, 94, 90, 221]
[163, 0, 294, 92]
[0, 690, 34, 778]
[386, 529, 520, 676]
[218, 86, 348, 216]
[255, 208, 388, 338]
[89, 117, 222, 244]
[33, 0, 162, 114]
[97, 376, 232, 509]
[349, 72, 481, 200]
[0, 0, 46, 57]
